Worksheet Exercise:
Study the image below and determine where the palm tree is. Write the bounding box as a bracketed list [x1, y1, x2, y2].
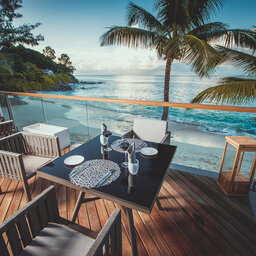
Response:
[100, 0, 256, 120]
[191, 45, 256, 104]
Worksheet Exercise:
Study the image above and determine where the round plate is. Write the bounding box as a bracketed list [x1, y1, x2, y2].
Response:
[140, 147, 158, 157]
[64, 155, 84, 166]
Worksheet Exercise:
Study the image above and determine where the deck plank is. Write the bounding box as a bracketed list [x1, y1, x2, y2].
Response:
[168, 170, 254, 256]
[1, 153, 256, 256]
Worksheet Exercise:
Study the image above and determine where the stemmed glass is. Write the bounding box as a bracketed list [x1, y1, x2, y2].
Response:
[103, 130, 112, 152]
[120, 137, 130, 168]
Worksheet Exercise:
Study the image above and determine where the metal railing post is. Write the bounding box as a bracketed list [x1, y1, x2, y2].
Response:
[41, 98, 47, 123]
[4, 95, 17, 131]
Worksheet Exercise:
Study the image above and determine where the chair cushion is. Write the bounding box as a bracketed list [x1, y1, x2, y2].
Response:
[23, 155, 52, 177]
[20, 222, 95, 256]
[133, 118, 168, 143]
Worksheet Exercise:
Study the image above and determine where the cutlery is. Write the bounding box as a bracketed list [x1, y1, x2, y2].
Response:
[113, 140, 121, 146]
[70, 164, 90, 178]
[136, 142, 144, 150]
[94, 169, 115, 187]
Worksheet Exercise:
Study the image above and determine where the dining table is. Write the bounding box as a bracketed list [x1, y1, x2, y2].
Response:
[37, 135, 177, 256]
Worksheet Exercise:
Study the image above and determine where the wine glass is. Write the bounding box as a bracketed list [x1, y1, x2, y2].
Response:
[120, 140, 130, 168]
[103, 130, 112, 152]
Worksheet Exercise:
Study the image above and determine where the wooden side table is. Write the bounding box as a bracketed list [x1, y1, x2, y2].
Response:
[217, 136, 256, 196]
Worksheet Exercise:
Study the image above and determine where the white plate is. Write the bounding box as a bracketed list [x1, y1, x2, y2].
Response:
[140, 147, 158, 156]
[64, 155, 84, 166]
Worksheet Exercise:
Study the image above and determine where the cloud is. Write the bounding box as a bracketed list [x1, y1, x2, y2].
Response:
[69, 46, 165, 75]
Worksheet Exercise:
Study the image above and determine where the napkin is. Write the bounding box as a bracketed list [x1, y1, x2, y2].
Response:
[127, 143, 136, 164]
[101, 123, 107, 135]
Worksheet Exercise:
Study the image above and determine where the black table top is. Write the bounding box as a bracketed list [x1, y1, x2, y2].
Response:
[37, 135, 177, 213]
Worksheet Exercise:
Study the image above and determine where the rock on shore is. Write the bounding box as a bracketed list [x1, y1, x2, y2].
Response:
[44, 83, 72, 91]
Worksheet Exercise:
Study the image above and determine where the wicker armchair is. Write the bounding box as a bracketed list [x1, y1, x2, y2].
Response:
[0, 186, 122, 256]
[0, 132, 60, 201]
[0, 120, 13, 137]
[124, 118, 171, 144]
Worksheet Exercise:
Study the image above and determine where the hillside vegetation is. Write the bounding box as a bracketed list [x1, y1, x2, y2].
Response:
[0, 45, 75, 92]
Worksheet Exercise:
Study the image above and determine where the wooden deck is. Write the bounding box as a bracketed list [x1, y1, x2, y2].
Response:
[1, 151, 256, 255]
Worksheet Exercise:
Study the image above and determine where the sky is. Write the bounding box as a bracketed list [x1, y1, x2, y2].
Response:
[16, 0, 256, 76]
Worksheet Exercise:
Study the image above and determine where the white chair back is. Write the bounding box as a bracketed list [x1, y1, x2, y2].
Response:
[133, 118, 168, 143]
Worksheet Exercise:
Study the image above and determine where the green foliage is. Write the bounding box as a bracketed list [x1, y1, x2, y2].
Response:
[0, 0, 43, 48]
[43, 46, 56, 60]
[3, 45, 58, 72]
[0, 73, 28, 91]
[38, 74, 55, 89]
[50, 73, 71, 84]
[0, 65, 13, 74]
[58, 53, 75, 74]
[191, 46, 256, 105]
[191, 78, 256, 104]
[27, 81, 42, 90]
[0, 45, 75, 92]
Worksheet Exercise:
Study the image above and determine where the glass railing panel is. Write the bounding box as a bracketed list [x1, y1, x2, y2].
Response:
[167, 107, 256, 173]
[8, 95, 46, 131]
[86, 101, 163, 139]
[0, 91, 255, 175]
[0, 94, 10, 120]
[41, 98, 89, 143]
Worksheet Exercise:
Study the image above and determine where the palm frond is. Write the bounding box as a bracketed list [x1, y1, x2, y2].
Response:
[191, 77, 256, 104]
[190, 22, 228, 37]
[187, 0, 224, 26]
[165, 34, 223, 77]
[154, 0, 190, 32]
[196, 29, 256, 50]
[127, 1, 168, 36]
[216, 45, 256, 77]
[154, 0, 223, 29]
[100, 26, 156, 49]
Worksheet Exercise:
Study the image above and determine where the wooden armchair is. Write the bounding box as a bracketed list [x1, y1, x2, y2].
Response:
[0, 132, 60, 201]
[0, 186, 122, 256]
[0, 120, 13, 137]
[124, 118, 171, 144]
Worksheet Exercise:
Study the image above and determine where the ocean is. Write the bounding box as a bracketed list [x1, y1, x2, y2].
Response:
[41, 74, 256, 139]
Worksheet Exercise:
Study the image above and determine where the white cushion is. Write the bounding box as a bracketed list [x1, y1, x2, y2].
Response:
[22, 155, 52, 177]
[20, 222, 95, 256]
[133, 118, 168, 143]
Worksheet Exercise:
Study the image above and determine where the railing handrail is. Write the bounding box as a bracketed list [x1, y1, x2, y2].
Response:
[0, 90, 256, 113]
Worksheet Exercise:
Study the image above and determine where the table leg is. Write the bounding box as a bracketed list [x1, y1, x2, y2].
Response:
[156, 198, 163, 210]
[71, 191, 100, 222]
[122, 206, 138, 256]
[71, 191, 85, 222]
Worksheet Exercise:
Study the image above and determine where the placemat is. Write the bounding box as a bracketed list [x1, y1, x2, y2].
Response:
[111, 138, 147, 153]
[69, 159, 121, 188]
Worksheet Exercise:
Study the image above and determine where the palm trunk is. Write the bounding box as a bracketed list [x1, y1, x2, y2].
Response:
[161, 57, 172, 120]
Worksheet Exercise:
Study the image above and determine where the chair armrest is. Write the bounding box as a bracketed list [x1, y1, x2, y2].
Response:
[0, 150, 24, 181]
[0, 186, 59, 254]
[58, 217, 98, 239]
[22, 132, 61, 158]
[87, 209, 122, 256]
[160, 131, 171, 144]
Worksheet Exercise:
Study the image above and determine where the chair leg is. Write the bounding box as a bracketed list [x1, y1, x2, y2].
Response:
[22, 179, 31, 202]
[156, 198, 163, 210]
